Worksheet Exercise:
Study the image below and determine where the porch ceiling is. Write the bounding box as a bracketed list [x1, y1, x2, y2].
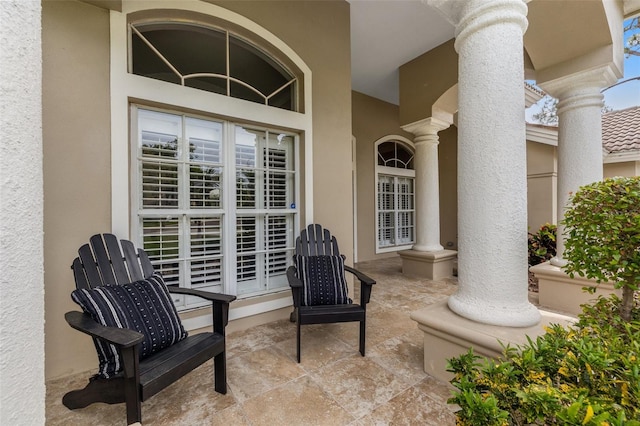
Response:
[348, 0, 454, 105]
[349, 0, 637, 106]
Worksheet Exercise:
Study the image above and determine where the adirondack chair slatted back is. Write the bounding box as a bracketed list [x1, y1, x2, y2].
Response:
[288, 224, 376, 362]
[72, 233, 153, 290]
[64, 233, 235, 424]
[296, 224, 340, 257]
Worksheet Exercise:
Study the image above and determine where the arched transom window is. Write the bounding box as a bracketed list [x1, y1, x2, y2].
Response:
[130, 22, 298, 111]
[376, 139, 415, 252]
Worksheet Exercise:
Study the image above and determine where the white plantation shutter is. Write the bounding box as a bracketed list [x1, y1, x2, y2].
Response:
[265, 215, 290, 289]
[397, 178, 415, 244]
[235, 133, 257, 210]
[135, 108, 298, 305]
[141, 217, 181, 286]
[234, 127, 295, 295]
[236, 216, 258, 286]
[265, 148, 288, 209]
[378, 175, 395, 247]
[189, 217, 223, 291]
[186, 118, 223, 210]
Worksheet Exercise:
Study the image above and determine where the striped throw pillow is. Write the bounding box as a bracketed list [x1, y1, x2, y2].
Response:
[71, 273, 187, 378]
[295, 255, 351, 306]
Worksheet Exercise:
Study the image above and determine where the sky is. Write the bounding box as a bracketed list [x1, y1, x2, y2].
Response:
[604, 19, 640, 112]
[526, 18, 640, 122]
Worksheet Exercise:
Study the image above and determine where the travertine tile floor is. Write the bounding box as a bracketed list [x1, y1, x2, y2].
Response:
[46, 257, 459, 425]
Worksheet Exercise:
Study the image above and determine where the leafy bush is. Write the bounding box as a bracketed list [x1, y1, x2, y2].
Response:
[447, 296, 640, 426]
[528, 223, 557, 266]
[562, 176, 640, 322]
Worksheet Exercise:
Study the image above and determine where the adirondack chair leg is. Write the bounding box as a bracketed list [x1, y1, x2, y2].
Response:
[62, 376, 125, 409]
[121, 346, 142, 425]
[359, 318, 366, 357]
[214, 352, 227, 394]
[296, 319, 301, 363]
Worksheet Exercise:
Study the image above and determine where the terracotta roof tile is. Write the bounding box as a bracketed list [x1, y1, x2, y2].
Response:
[602, 106, 640, 154]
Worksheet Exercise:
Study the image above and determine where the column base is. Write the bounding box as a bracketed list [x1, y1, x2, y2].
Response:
[530, 262, 621, 316]
[398, 249, 457, 280]
[410, 300, 575, 383]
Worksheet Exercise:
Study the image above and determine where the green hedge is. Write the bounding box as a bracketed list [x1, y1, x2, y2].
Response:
[447, 296, 640, 426]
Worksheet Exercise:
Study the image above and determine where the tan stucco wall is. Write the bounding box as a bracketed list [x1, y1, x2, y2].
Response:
[438, 126, 458, 250]
[43, 0, 112, 380]
[351, 91, 413, 262]
[525, 145, 640, 232]
[43, 0, 353, 380]
[604, 161, 638, 178]
[524, 144, 640, 233]
[398, 39, 457, 126]
[526, 142, 557, 232]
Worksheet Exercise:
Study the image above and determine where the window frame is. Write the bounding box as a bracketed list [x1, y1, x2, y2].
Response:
[374, 137, 416, 254]
[110, 2, 313, 320]
[131, 106, 299, 307]
[129, 22, 299, 111]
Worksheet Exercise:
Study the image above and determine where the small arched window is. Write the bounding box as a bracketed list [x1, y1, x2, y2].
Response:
[130, 22, 298, 111]
[376, 138, 415, 252]
[377, 141, 414, 169]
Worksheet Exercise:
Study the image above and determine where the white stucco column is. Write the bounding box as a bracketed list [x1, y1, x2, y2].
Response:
[539, 69, 617, 266]
[429, 0, 540, 326]
[402, 117, 450, 252]
[0, 1, 45, 425]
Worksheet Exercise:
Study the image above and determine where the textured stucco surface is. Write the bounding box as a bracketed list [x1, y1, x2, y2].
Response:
[0, 0, 45, 424]
[437, 0, 540, 327]
[553, 83, 605, 260]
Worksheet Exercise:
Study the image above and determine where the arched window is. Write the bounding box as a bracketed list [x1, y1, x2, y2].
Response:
[110, 4, 311, 313]
[130, 22, 298, 111]
[375, 138, 415, 252]
[377, 140, 414, 169]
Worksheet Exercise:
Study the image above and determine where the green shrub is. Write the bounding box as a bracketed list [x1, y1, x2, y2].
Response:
[562, 176, 640, 322]
[447, 296, 640, 426]
[528, 223, 557, 266]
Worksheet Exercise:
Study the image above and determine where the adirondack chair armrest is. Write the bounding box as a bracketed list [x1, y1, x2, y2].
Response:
[344, 265, 376, 286]
[286, 265, 303, 288]
[286, 265, 303, 308]
[65, 310, 144, 348]
[167, 287, 236, 330]
[167, 287, 236, 304]
[344, 265, 376, 305]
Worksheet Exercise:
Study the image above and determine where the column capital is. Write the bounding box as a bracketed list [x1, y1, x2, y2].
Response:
[426, 0, 528, 51]
[401, 116, 451, 138]
[538, 64, 619, 101]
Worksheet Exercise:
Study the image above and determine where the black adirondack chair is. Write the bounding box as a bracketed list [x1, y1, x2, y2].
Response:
[62, 234, 236, 425]
[287, 224, 375, 362]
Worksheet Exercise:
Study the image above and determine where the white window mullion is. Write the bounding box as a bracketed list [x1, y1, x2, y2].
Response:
[392, 177, 397, 247]
[224, 122, 237, 296]
[179, 118, 189, 293]
[257, 133, 266, 291]
[180, 213, 189, 295]
[130, 104, 142, 245]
